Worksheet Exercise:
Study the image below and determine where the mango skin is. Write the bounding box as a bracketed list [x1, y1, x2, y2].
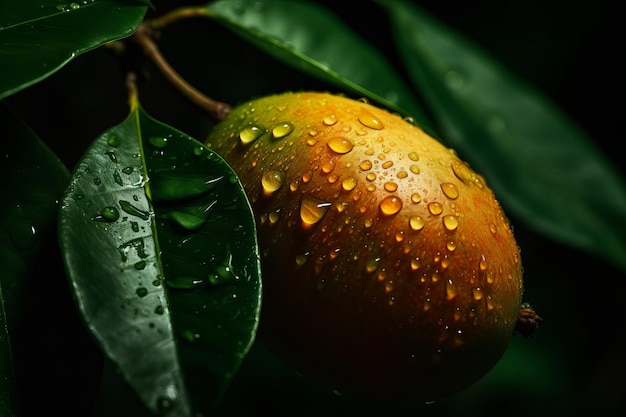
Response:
[206, 91, 523, 402]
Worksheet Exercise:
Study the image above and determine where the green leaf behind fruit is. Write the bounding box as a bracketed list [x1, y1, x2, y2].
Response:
[0, 0, 148, 99]
[380, 0, 626, 272]
[58, 97, 261, 416]
[203, 0, 434, 133]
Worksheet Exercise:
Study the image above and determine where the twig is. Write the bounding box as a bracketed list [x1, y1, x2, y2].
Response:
[130, 22, 231, 122]
[148, 6, 208, 31]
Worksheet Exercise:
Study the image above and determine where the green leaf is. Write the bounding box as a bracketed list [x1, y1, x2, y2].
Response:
[380, 0, 626, 272]
[0, 0, 148, 99]
[0, 104, 70, 416]
[203, 0, 434, 133]
[58, 97, 262, 416]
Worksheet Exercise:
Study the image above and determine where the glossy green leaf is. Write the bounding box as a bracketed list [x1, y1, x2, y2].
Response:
[58, 97, 262, 416]
[203, 0, 434, 133]
[0, 0, 148, 99]
[0, 104, 70, 416]
[380, 0, 626, 272]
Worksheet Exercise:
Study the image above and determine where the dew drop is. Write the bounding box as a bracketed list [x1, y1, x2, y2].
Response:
[489, 223, 498, 234]
[442, 215, 459, 231]
[105, 151, 117, 162]
[165, 276, 204, 290]
[451, 160, 484, 189]
[136, 287, 148, 298]
[358, 109, 383, 130]
[472, 287, 484, 301]
[410, 193, 421, 203]
[323, 113, 338, 125]
[366, 258, 381, 273]
[441, 258, 450, 269]
[268, 210, 280, 224]
[113, 170, 123, 186]
[366, 172, 376, 181]
[107, 134, 120, 147]
[261, 170, 285, 193]
[410, 165, 420, 174]
[321, 161, 335, 174]
[410, 258, 421, 271]
[479, 255, 488, 271]
[327, 137, 354, 154]
[384, 182, 398, 192]
[446, 241, 456, 251]
[295, 253, 309, 266]
[239, 124, 266, 144]
[427, 202, 443, 216]
[446, 280, 458, 300]
[154, 305, 165, 315]
[397, 171, 408, 179]
[341, 177, 357, 191]
[408, 151, 419, 161]
[359, 160, 373, 171]
[119, 200, 150, 220]
[379, 196, 402, 215]
[272, 122, 294, 138]
[134, 260, 146, 270]
[300, 197, 331, 225]
[382, 161, 393, 169]
[409, 216, 425, 231]
[93, 206, 120, 222]
[149, 136, 168, 148]
[302, 171, 313, 183]
[441, 182, 459, 199]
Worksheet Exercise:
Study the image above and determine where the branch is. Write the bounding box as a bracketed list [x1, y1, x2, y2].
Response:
[130, 22, 231, 122]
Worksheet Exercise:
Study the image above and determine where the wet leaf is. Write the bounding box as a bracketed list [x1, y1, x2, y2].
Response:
[203, 0, 434, 133]
[58, 96, 262, 416]
[0, 0, 148, 99]
[380, 0, 626, 272]
[0, 104, 71, 415]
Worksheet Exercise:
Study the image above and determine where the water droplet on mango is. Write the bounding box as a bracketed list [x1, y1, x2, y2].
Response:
[261, 170, 285, 194]
[442, 215, 459, 231]
[239, 124, 266, 144]
[323, 114, 338, 125]
[327, 137, 354, 154]
[341, 177, 358, 191]
[409, 216, 425, 231]
[441, 183, 459, 199]
[272, 122, 294, 138]
[358, 109, 383, 130]
[379, 196, 402, 215]
[427, 202, 443, 216]
[300, 197, 331, 225]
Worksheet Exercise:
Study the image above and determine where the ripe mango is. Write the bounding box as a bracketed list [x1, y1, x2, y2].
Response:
[206, 91, 523, 402]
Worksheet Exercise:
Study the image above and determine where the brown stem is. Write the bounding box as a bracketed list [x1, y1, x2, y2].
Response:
[130, 22, 231, 122]
[148, 6, 208, 31]
[515, 302, 543, 339]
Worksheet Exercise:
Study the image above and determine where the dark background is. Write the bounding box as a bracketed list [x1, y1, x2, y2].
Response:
[5, 0, 624, 416]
